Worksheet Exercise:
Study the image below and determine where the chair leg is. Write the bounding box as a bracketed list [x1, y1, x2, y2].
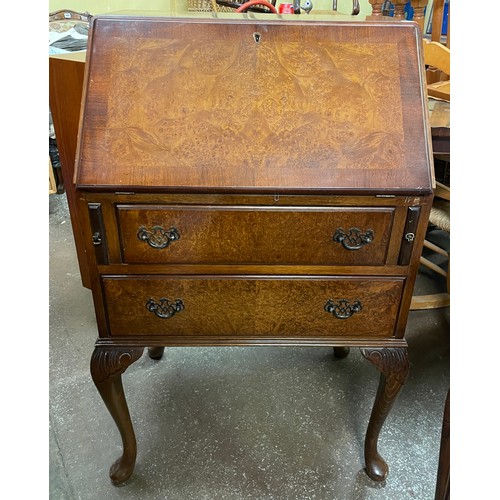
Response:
[435, 390, 450, 500]
[420, 255, 447, 278]
[423, 239, 449, 257]
[411, 243, 450, 310]
[410, 293, 450, 310]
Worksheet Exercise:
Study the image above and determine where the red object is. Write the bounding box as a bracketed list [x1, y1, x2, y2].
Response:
[235, 0, 278, 12]
[278, 3, 294, 13]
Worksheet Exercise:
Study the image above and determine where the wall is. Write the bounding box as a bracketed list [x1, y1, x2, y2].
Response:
[49, 0, 372, 16]
[49, 0, 175, 14]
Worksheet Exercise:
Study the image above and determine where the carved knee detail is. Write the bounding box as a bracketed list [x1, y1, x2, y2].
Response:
[360, 347, 409, 385]
[91, 347, 144, 384]
[360, 347, 409, 482]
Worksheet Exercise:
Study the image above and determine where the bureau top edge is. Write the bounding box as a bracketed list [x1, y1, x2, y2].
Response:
[75, 184, 434, 197]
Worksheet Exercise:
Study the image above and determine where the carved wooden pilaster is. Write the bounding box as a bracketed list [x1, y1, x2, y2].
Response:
[90, 346, 144, 485]
[361, 347, 409, 481]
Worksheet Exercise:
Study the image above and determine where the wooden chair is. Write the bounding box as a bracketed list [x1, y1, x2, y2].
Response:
[49, 156, 57, 195]
[410, 27, 450, 310]
[49, 9, 92, 23]
[371, 0, 450, 47]
[424, 38, 450, 100]
[410, 181, 450, 310]
[409, 38, 449, 310]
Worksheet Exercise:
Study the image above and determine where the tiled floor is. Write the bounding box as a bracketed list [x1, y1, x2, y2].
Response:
[49, 192, 449, 500]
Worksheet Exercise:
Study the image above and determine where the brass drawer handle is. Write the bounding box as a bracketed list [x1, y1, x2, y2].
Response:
[137, 225, 180, 249]
[324, 299, 362, 319]
[146, 298, 184, 319]
[333, 227, 374, 250]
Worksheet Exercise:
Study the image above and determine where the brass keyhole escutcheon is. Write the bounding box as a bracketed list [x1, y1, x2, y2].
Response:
[253, 32, 261, 43]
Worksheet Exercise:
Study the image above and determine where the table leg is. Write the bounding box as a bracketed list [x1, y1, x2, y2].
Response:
[360, 347, 409, 481]
[333, 347, 350, 359]
[90, 346, 144, 485]
[148, 346, 165, 360]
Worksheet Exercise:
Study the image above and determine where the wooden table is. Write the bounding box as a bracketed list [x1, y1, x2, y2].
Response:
[49, 50, 90, 288]
[67, 15, 434, 487]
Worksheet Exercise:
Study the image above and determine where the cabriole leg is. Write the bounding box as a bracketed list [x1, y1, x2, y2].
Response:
[360, 347, 409, 481]
[90, 346, 144, 485]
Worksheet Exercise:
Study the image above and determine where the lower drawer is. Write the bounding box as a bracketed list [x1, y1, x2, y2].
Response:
[102, 276, 404, 338]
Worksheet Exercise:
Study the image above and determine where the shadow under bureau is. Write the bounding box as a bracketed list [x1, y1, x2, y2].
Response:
[73, 15, 434, 486]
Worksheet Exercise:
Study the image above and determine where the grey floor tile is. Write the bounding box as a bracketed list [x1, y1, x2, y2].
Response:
[49, 193, 449, 500]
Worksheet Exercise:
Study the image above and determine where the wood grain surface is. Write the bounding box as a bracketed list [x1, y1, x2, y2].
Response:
[103, 275, 404, 337]
[116, 205, 394, 265]
[76, 17, 432, 194]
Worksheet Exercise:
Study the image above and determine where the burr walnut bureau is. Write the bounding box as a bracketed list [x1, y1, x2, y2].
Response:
[73, 14, 434, 486]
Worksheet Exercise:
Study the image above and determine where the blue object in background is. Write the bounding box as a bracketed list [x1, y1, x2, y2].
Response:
[441, 0, 449, 35]
[423, 0, 450, 36]
[404, 2, 414, 20]
[387, 1, 448, 32]
[384, 1, 412, 20]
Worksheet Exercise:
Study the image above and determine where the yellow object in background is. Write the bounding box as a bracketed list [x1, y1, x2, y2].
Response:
[48, 0, 373, 16]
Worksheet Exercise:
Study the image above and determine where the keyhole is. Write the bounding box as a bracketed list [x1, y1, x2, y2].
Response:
[253, 32, 261, 43]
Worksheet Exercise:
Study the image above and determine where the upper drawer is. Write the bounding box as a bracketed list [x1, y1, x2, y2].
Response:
[116, 205, 395, 266]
